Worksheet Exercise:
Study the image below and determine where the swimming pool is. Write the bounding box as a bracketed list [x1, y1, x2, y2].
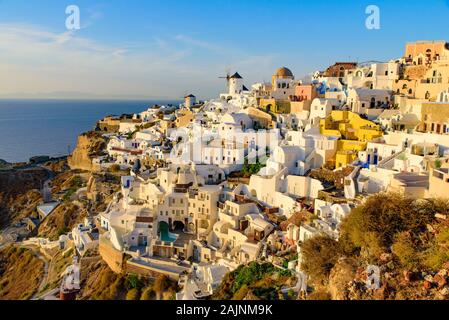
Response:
[159, 222, 178, 242]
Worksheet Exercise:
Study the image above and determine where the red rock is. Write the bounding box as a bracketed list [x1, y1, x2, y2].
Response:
[423, 281, 432, 291]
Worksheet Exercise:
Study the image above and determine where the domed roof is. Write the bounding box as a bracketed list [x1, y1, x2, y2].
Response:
[274, 67, 294, 78]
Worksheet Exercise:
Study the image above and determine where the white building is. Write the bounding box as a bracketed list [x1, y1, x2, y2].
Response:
[347, 88, 392, 119]
[71, 217, 99, 256]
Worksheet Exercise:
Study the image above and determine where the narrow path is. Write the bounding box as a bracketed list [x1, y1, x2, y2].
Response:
[18, 244, 51, 300]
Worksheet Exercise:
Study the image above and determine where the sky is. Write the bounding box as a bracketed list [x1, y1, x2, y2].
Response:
[0, 0, 448, 100]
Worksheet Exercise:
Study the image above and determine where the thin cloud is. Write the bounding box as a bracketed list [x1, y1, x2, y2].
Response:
[0, 23, 283, 99]
[174, 34, 223, 53]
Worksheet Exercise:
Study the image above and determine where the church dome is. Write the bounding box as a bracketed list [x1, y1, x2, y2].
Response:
[274, 67, 294, 78]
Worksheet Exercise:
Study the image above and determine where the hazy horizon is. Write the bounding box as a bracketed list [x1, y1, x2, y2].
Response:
[1, 0, 449, 100]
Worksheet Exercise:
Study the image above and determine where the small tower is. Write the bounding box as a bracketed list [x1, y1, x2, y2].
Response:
[228, 72, 244, 95]
[184, 94, 196, 109]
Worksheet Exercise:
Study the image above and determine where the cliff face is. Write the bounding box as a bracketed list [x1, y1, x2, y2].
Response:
[68, 132, 106, 172]
[0, 168, 49, 227]
[37, 202, 85, 240]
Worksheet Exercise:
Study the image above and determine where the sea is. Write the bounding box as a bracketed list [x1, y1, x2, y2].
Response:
[0, 99, 180, 163]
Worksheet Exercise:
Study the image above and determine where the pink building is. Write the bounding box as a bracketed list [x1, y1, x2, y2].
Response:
[290, 84, 318, 102]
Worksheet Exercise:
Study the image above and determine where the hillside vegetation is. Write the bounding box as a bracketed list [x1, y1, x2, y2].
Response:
[0, 246, 45, 300]
[301, 193, 449, 300]
[212, 262, 296, 300]
[78, 259, 178, 300]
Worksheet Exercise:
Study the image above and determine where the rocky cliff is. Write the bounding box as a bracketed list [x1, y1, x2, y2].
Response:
[68, 132, 106, 172]
[0, 168, 49, 227]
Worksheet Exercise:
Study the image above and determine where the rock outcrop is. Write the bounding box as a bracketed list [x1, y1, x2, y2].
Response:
[68, 132, 106, 172]
[328, 257, 358, 300]
[0, 168, 49, 227]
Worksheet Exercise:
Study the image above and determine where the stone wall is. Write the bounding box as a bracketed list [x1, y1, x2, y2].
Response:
[99, 237, 125, 274]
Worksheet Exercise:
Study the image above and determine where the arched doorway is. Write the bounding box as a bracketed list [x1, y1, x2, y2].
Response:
[173, 220, 185, 232]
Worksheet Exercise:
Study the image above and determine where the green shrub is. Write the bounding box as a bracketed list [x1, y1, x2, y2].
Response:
[231, 262, 275, 294]
[125, 274, 144, 290]
[300, 235, 342, 283]
[339, 193, 438, 261]
[423, 227, 449, 271]
[392, 232, 420, 270]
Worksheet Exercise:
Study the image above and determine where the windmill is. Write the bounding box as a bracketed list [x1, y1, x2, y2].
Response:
[218, 68, 231, 92]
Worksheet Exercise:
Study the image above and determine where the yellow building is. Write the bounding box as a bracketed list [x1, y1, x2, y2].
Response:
[175, 108, 194, 128]
[245, 107, 275, 129]
[160, 119, 176, 135]
[259, 98, 291, 114]
[320, 111, 383, 168]
[418, 102, 449, 134]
